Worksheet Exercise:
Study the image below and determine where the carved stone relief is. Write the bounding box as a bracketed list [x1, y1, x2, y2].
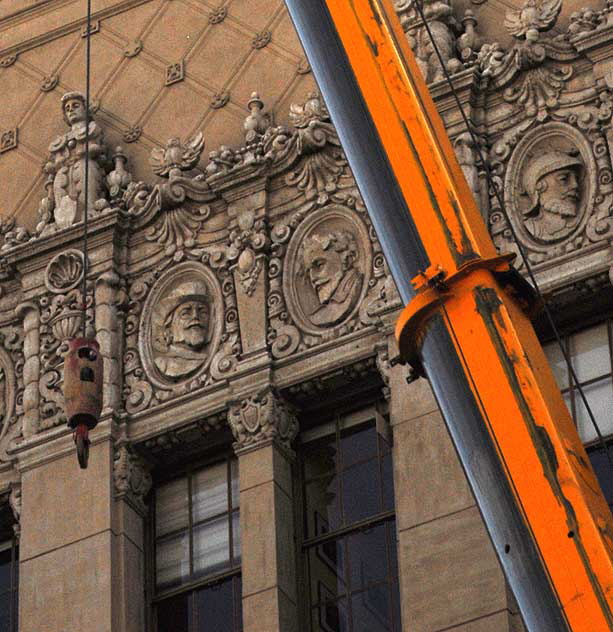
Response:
[44, 249, 85, 294]
[492, 116, 613, 265]
[124, 256, 240, 413]
[0, 329, 23, 461]
[140, 262, 222, 385]
[228, 387, 298, 453]
[113, 444, 152, 514]
[37, 92, 110, 236]
[284, 206, 369, 333]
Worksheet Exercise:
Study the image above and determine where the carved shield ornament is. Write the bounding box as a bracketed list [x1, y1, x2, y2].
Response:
[284, 206, 371, 335]
[139, 262, 223, 388]
[504, 122, 595, 248]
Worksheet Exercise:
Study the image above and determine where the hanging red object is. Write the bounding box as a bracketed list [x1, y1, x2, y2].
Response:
[64, 337, 102, 468]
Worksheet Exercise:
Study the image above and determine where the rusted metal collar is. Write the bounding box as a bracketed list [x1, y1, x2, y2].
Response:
[395, 253, 539, 376]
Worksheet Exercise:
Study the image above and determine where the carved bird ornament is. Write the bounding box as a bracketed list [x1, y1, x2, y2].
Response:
[504, 0, 562, 41]
[149, 131, 205, 178]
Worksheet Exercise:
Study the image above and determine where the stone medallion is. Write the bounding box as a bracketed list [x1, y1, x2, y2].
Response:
[504, 122, 595, 248]
[283, 206, 371, 335]
[139, 261, 223, 387]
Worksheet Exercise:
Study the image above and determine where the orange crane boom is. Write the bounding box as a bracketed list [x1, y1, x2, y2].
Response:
[283, 1, 613, 630]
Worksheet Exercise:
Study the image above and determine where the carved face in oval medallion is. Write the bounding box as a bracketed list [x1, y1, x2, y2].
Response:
[140, 263, 223, 387]
[284, 206, 371, 335]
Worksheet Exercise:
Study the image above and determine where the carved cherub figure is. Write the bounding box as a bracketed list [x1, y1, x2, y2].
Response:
[150, 132, 205, 178]
[504, 0, 562, 41]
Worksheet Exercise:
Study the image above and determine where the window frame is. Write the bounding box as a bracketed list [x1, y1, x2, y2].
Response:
[543, 317, 613, 445]
[297, 402, 401, 632]
[149, 451, 242, 632]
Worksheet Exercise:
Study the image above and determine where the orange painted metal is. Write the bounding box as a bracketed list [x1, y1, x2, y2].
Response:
[323, 0, 613, 628]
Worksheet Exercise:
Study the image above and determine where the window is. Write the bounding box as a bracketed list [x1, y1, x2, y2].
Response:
[543, 320, 613, 443]
[300, 407, 401, 632]
[153, 457, 242, 632]
[0, 537, 18, 632]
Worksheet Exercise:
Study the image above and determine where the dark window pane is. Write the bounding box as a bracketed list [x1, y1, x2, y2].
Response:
[348, 524, 388, 591]
[306, 477, 341, 537]
[390, 581, 401, 632]
[0, 590, 9, 632]
[156, 532, 190, 589]
[387, 521, 398, 582]
[195, 577, 234, 631]
[342, 460, 380, 524]
[304, 436, 337, 482]
[340, 422, 377, 468]
[350, 584, 392, 632]
[312, 593, 348, 632]
[309, 539, 347, 603]
[234, 576, 243, 631]
[157, 593, 190, 632]
[589, 447, 613, 512]
[381, 454, 394, 513]
[0, 550, 12, 595]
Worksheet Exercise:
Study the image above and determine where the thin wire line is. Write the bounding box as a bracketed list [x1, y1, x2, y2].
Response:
[82, 0, 92, 339]
[411, 0, 613, 466]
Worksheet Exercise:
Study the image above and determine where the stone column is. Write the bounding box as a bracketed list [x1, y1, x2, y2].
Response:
[15, 425, 150, 632]
[228, 387, 298, 632]
[383, 335, 525, 632]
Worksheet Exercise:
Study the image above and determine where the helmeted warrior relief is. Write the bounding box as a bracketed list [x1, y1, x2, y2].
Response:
[151, 279, 212, 380]
[38, 92, 109, 235]
[522, 151, 584, 242]
[299, 231, 363, 327]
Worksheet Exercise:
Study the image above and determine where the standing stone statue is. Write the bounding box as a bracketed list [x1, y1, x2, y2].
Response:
[38, 92, 109, 235]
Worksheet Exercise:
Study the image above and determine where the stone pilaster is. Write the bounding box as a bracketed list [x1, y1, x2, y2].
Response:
[386, 329, 525, 631]
[228, 388, 298, 632]
[15, 423, 148, 632]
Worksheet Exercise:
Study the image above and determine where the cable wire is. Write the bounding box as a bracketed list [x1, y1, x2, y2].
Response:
[411, 0, 613, 466]
[82, 0, 92, 338]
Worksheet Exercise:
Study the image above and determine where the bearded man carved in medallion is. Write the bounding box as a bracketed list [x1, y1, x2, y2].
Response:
[152, 280, 212, 380]
[522, 151, 584, 242]
[300, 230, 363, 327]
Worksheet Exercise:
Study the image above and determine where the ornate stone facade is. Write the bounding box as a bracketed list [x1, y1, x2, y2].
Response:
[1, 0, 613, 630]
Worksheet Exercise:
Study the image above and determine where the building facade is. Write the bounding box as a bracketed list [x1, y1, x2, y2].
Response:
[1, 0, 613, 630]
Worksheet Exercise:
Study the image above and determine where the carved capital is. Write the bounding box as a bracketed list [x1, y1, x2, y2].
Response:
[228, 387, 298, 454]
[113, 444, 152, 515]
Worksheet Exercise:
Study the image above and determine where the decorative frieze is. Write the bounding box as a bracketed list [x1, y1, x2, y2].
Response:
[228, 387, 298, 453]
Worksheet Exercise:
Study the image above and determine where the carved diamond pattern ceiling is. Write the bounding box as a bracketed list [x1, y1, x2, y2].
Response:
[0, 0, 589, 230]
[0, 0, 317, 230]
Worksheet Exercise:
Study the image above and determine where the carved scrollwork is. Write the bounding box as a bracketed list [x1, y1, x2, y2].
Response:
[145, 205, 211, 259]
[0, 328, 24, 460]
[113, 444, 152, 514]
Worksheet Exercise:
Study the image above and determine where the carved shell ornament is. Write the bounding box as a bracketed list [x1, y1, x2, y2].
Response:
[138, 262, 223, 388]
[503, 122, 595, 249]
[283, 206, 371, 336]
[44, 249, 86, 294]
